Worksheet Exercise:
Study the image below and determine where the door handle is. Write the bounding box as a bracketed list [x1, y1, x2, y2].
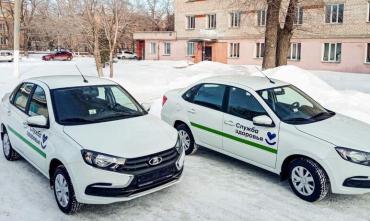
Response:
[7, 110, 11, 116]
[23, 122, 28, 128]
[188, 109, 196, 114]
[224, 120, 235, 126]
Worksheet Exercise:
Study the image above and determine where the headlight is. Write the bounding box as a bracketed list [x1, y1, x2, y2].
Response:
[175, 135, 183, 154]
[81, 150, 126, 171]
[335, 147, 370, 166]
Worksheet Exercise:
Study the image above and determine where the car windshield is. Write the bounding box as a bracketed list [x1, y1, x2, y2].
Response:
[257, 85, 334, 125]
[51, 85, 146, 125]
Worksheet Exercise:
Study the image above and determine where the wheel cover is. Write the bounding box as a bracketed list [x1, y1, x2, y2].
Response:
[179, 130, 191, 151]
[3, 134, 11, 157]
[55, 174, 70, 207]
[291, 166, 315, 196]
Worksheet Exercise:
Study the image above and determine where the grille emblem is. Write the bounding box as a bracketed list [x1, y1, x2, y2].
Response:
[149, 156, 163, 166]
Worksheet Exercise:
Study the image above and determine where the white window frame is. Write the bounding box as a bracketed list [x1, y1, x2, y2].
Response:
[187, 42, 195, 56]
[0, 36, 7, 45]
[257, 9, 267, 26]
[294, 7, 303, 25]
[163, 42, 171, 56]
[186, 15, 195, 30]
[322, 43, 342, 63]
[150, 42, 157, 55]
[255, 42, 265, 58]
[206, 14, 217, 29]
[365, 43, 370, 64]
[230, 12, 241, 28]
[325, 4, 344, 24]
[229, 43, 240, 58]
[288, 43, 301, 61]
[367, 2, 370, 22]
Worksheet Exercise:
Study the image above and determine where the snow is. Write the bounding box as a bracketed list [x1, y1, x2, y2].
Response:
[1, 56, 370, 220]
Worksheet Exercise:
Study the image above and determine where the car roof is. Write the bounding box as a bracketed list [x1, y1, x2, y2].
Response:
[27, 75, 117, 89]
[198, 75, 289, 91]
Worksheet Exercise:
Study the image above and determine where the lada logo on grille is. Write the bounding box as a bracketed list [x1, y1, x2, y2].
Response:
[149, 156, 163, 166]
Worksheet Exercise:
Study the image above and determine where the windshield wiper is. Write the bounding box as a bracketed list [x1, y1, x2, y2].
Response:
[284, 117, 312, 123]
[310, 112, 330, 120]
[60, 117, 95, 123]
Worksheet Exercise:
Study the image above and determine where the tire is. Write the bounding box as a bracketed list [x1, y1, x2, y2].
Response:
[176, 124, 197, 155]
[2, 130, 21, 161]
[53, 165, 82, 214]
[288, 158, 330, 202]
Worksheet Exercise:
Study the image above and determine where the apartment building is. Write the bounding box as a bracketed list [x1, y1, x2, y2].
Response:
[134, 0, 370, 73]
[0, 0, 24, 51]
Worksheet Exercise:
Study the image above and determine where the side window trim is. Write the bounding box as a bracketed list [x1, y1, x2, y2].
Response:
[9, 83, 23, 104]
[11, 82, 36, 115]
[225, 86, 273, 122]
[28, 84, 50, 119]
[25, 85, 37, 116]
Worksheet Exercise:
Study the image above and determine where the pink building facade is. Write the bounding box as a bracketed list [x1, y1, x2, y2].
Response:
[134, 0, 370, 74]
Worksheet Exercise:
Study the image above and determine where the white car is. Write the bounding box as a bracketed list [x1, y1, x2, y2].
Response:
[0, 76, 185, 214]
[161, 75, 370, 202]
[117, 51, 137, 60]
[0, 51, 13, 62]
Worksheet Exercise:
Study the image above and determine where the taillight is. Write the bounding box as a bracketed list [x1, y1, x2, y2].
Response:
[162, 96, 168, 106]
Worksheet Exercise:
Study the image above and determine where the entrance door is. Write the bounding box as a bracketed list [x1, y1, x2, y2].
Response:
[204, 46, 212, 61]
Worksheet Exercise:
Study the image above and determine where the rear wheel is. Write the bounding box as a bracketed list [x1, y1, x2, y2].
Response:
[2, 130, 20, 161]
[53, 165, 82, 214]
[288, 158, 330, 202]
[176, 124, 197, 155]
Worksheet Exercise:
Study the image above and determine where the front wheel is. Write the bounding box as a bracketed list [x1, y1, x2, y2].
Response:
[176, 124, 197, 155]
[2, 130, 21, 161]
[53, 165, 82, 214]
[288, 158, 330, 202]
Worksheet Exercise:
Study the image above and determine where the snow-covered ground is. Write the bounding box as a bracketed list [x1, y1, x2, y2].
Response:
[0, 56, 370, 221]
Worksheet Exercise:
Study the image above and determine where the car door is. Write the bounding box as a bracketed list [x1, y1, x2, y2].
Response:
[7, 83, 35, 158]
[26, 85, 50, 171]
[222, 86, 278, 168]
[186, 83, 226, 150]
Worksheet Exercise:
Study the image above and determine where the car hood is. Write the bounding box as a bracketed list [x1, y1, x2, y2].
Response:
[63, 114, 178, 158]
[295, 114, 370, 152]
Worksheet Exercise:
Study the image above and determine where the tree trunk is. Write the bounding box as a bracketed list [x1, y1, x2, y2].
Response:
[109, 51, 114, 78]
[262, 0, 282, 70]
[93, 32, 103, 77]
[276, 0, 297, 67]
[23, 32, 29, 57]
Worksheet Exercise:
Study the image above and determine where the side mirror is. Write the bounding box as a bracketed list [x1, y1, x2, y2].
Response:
[141, 103, 151, 112]
[27, 115, 49, 128]
[253, 115, 274, 127]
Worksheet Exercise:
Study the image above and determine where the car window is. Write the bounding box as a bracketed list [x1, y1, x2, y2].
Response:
[29, 86, 49, 119]
[193, 84, 226, 111]
[182, 85, 200, 102]
[227, 87, 267, 121]
[13, 83, 34, 112]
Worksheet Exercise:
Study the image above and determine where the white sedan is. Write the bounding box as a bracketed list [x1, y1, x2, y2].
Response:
[161, 75, 370, 202]
[0, 51, 13, 62]
[0, 76, 185, 214]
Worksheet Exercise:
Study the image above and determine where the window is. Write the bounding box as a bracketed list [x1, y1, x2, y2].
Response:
[368, 2, 370, 22]
[207, 14, 217, 29]
[366, 43, 370, 63]
[52, 86, 146, 125]
[230, 12, 241, 28]
[0, 23, 6, 32]
[0, 36, 7, 45]
[294, 7, 303, 25]
[182, 85, 200, 102]
[150, 42, 156, 55]
[186, 16, 195, 29]
[323, 43, 342, 62]
[288, 43, 301, 61]
[164, 42, 171, 55]
[13, 83, 34, 112]
[325, 4, 344, 23]
[187, 42, 195, 56]
[228, 87, 267, 121]
[256, 43, 265, 58]
[193, 84, 226, 111]
[229, 43, 240, 58]
[257, 9, 267, 26]
[29, 86, 48, 119]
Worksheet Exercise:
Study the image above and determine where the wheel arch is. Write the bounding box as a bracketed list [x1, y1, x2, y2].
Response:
[1, 123, 6, 139]
[49, 158, 65, 186]
[280, 154, 329, 182]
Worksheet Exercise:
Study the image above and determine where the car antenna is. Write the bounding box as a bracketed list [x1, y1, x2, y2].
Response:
[75, 65, 89, 83]
[255, 66, 275, 84]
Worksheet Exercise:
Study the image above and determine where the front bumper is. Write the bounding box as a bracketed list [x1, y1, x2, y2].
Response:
[68, 147, 185, 204]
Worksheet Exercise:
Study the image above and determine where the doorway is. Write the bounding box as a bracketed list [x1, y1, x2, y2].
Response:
[204, 46, 212, 61]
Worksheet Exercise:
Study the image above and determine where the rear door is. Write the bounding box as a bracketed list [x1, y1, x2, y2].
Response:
[186, 83, 226, 150]
[222, 86, 278, 168]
